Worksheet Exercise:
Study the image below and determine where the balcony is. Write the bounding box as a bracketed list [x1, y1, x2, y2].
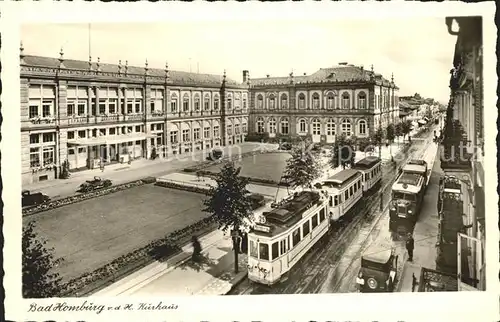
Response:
[68, 115, 89, 125]
[148, 112, 166, 120]
[24, 116, 57, 128]
[440, 119, 472, 171]
[124, 114, 144, 122]
[96, 114, 120, 123]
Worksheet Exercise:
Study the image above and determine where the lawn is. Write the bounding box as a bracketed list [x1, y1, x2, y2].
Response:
[23, 185, 209, 282]
[204, 152, 291, 182]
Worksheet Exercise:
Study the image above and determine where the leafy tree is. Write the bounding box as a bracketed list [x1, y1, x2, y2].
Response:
[23, 221, 64, 298]
[372, 127, 384, 146]
[386, 124, 396, 160]
[203, 162, 253, 273]
[401, 120, 412, 142]
[395, 123, 403, 140]
[357, 137, 375, 154]
[330, 135, 356, 169]
[282, 141, 321, 190]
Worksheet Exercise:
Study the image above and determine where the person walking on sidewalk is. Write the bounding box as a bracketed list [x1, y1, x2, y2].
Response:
[406, 233, 415, 262]
[191, 235, 202, 262]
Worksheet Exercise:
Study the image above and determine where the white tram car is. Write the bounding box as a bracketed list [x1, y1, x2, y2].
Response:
[247, 157, 382, 285]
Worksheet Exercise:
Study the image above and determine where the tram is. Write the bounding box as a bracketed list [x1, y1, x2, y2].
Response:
[389, 159, 428, 236]
[247, 157, 383, 285]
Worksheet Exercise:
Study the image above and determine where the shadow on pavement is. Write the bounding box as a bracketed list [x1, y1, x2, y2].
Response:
[179, 253, 217, 272]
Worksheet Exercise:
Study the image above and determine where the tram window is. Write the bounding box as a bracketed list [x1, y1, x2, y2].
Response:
[302, 221, 310, 237]
[259, 243, 269, 260]
[319, 208, 326, 222]
[280, 239, 287, 254]
[250, 240, 258, 258]
[292, 228, 301, 246]
[364, 174, 368, 181]
[334, 195, 339, 206]
[350, 186, 353, 195]
[329, 196, 333, 207]
[272, 242, 279, 260]
[311, 214, 318, 229]
[345, 191, 348, 200]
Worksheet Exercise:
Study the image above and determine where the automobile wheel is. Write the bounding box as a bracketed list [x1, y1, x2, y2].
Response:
[367, 278, 378, 289]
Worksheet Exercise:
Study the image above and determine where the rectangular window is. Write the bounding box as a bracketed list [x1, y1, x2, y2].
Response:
[29, 134, 40, 144]
[213, 126, 220, 138]
[109, 128, 116, 135]
[242, 123, 247, 133]
[42, 100, 53, 117]
[108, 99, 117, 114]
[250, 240, 258, 258]
[99, 99, 106, 115]
[227, 98, 232, 110]
[135, 101, 141, 113]
[170, 131, 178, 144]
[30, 147, 40, 168]
[78, 101, 86, 115]
[311, 214, 319, 229]
[227, 125, 233, 135]
[29, 102, 39, 118]
[193, 128, 200, 140]
[170, 100, 177, 113]
[67, 101, 75, 116]
[259, 243, 269, 260]
[319, 208, 326, 222]
[127, 100, 134, 113]
[235, 124, 240, 135]
[214, 99, 219, 111]
[99, 129, 106, 137]
[183, 100, 189, 112]
[243, 99, 247, 109]
[135, 125, 141, 133]
[42, 133, 54, 143]
[292, 228, 301, 246]
[204, 127, 210, 138]
[182, 129, 190, 141]
[67, 131, 75, 140]
[272, 242, 279, 260]
[302, 221, 310, 237]
[42, 146, 54, 165]
[150, 124, 155, 131]
[78, 130, 86, 138]
[204, 100, 210, 111]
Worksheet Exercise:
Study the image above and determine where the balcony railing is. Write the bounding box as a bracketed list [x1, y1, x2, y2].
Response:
[97, 114, 120, 122]
[29, 116, 56, 125]
[68, 116, 89, 125]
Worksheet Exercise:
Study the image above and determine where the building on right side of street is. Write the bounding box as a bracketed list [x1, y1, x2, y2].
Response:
[419, 16, 485, 292]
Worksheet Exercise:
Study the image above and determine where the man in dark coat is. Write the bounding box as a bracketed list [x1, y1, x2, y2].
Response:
[406, 234, 415, 261]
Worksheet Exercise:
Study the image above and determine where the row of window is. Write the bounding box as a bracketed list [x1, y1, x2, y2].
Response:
[250, 207, 327, 261]
[365, 164, 382, 181]
[30, 146, 54, 168]
[256, 118, 368, 136]
[66, 125, 146, 140]
[169, 127, 220, 143]
[256, 92, 368, 110]
[331, 178, 363, 207]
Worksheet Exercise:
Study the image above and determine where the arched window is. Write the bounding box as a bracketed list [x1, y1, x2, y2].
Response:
[327, 92, 335, 109]
[298, 93, 306, 109]
[341, 92, 350, 109]
[194, 93, 201, 111]
[204, 94, 210, 111]
[182, 93, 190, 112]
[269, 117, 277, 134]
[269, 94, 276, 109]
[358, 119, 367, 136]
[326, 118, 335, 136]
[257, 94, 264, 109]
[312, 118, 321, 135]
[357, 92, 366, 109]
[227, 93, 233, 110]
[312, 93, 320, 109]
[256, 117, 264, 133]
[170, 93, 178, 113]
[213, 94, 220, 111]
[280, 117, 289, 134]
[299, 119, 307, 133]
[281, 94, 288, 109]
[341, 119, 352, 136]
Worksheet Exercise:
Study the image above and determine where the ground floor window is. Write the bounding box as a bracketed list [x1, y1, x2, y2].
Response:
[204, 127, 210, 138]
[281, 119, 289, 134]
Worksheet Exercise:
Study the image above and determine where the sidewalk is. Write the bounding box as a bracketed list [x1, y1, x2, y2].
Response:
[397, 141, 441, 292]
[24, 142, 275, 199]
[94, 229, 248, 296]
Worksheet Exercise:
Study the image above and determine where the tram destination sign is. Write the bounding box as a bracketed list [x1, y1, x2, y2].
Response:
[254, 224, 271, 233]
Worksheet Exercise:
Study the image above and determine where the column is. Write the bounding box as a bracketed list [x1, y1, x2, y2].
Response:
[123, 87, 128, 115]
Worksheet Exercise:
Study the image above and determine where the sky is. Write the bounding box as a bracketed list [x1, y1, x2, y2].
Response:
[21, 19, 458, 103]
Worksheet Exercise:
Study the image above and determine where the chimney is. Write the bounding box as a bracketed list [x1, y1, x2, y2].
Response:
[303, 72, 306, 76]
[339, 62, 348, 66]
[243, 70, 249, 83]
[266, 74, 270, 78]
[360, 65, 364, 71]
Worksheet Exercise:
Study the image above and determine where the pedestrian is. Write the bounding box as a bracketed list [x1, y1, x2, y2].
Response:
[406, 233, 415, 262]
[191, 235, 202, 262]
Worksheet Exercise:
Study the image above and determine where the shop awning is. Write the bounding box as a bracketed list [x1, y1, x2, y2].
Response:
[67, 133, 155, 146]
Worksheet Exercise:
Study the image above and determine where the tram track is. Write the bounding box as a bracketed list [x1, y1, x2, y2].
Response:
[230, 136, 433, 295]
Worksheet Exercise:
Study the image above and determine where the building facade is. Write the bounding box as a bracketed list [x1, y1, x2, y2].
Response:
[431, 16, 485, 291]
[247, 63, 400, 143]
[20, 49, 248, 185]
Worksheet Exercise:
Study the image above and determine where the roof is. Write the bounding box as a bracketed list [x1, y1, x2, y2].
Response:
[21, 55, 243, 87]
[251, 191, 323, 238]
[353, 156, 381, 170]
[324, 168, 361, 186]
[362, 248, 393, 264]
[402, 164, 426, 174]
[251, 63, 396, 88]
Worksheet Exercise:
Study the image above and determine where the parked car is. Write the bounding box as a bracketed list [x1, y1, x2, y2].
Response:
[77, 176, 112, 193]
[206, 148, 223, 161]
[22, 190, 50, 207]
[356, 248, 399, 292]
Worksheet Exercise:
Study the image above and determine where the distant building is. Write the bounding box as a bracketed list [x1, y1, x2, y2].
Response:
[247, 63, 400, 143]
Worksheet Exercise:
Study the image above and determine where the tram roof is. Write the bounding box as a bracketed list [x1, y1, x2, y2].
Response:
[402, 164, 426, 174]
[324, 168, 361, 185]
[353, 156, 381, 170]
[250, 190, 323, 238]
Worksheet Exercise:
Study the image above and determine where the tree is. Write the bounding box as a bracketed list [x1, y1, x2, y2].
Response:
[282, 141, 321, 190]
[386, 124, 396, 161]
[401, 120, 412, 142]
[23, 221, 64, 298]
[330, 135, 356, 169]
[395, 123, 403, 144]
[203, 162, 253, 273]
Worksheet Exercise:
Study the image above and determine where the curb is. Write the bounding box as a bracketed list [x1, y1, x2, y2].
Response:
[225, 272, 249, 295]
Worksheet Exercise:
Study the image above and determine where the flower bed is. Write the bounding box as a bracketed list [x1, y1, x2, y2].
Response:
[60, 213, 219, 297]
[141, 176, 157, 184]
[155, 180, 211, 195]
[22, 180, 147, 217]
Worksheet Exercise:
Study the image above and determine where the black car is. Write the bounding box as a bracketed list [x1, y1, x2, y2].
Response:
[77, 176, 112, 193]
[206, 148, 223, 161]
[356, 248, 399, 293]
[22, 190, 50, 207]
